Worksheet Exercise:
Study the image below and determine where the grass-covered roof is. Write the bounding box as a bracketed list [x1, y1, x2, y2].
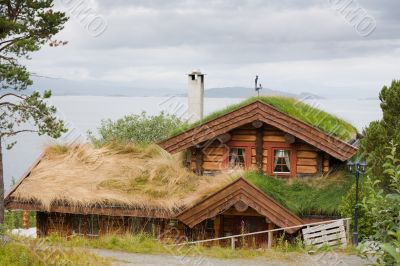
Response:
[7, 143, 351, 217]
[173, 96, 358, 142]
[244, 171, 353, 216]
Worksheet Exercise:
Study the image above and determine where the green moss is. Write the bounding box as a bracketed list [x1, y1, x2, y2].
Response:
[243, 171, 354, 216]
[171, 96, 357, 141]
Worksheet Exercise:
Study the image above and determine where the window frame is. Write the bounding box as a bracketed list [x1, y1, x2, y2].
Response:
[272, 149, 292, 174]
[263, 143, 297, 177]
[224, 141, 253, 169]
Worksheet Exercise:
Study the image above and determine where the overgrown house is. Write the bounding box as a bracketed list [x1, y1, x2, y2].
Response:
[5, 71, 358, 248]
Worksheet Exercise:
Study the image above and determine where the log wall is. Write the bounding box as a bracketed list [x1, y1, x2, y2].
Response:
[189, 123, 332, 177]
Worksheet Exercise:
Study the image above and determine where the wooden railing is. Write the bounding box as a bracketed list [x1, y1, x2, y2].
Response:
[172, 218, 351, 249]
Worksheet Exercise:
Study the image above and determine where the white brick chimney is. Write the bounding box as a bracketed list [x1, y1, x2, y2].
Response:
[188, 69, 204, 123]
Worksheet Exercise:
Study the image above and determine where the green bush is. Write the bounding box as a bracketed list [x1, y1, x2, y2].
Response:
[88, 111, 184, 146]
[338, 182, 375, 241]
[360, 143, 400, 265]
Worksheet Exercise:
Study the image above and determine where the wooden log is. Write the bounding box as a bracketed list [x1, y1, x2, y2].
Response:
[252, 149, 268, 156]
[214, 215, 220, 239]
[23, 210, 29, 229]
[216, 133, 231, 144]
[231, 135, 256, 142]
[203, 148, 226, 157]
[195, 148, 203, 175]
[297, 165, 317, 174]
[297, 158, 317, 166]
[256, 127, 264, 171]
[284, 133, 296, 144]
[252, 120, 264, 128]
[232, 129, 256, 135]
[316, 152, 323, 175]
[202, 161, 224, 171]
[264, 130, 284, 136]
[203, 154, 224, 162]
[263, 135, 286, 142]
[267, 222, 274, 249]
[297, 150, 317, 159]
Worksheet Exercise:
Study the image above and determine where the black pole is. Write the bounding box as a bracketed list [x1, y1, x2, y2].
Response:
[353, 169, 360, 246]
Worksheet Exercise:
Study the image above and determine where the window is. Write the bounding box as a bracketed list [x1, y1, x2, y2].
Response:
[229, 148, 246, 168]
[273, 149, 291, 174]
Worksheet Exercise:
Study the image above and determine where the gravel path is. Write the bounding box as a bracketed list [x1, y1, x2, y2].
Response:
[90, 249, 370, 266]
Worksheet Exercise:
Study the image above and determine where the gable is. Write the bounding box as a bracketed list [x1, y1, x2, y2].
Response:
[177, 178, 304, 233]
[159, 101, 357, 161]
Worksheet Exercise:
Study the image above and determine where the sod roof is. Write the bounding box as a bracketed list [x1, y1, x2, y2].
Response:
[6, 144, 352, 217]
[172, 96, 358, 142]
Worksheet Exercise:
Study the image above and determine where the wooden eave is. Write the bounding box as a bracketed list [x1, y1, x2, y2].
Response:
[159, 100, 357, 161]
[5, 199, 177, 219]
[177, 177, 304, 234]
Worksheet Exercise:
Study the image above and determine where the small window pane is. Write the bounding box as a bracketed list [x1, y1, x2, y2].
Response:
[273, 149, 291, 173]
[229, 148, 246, 168]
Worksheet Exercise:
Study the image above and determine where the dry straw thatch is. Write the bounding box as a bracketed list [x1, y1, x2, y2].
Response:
[11, 143, 235, 214]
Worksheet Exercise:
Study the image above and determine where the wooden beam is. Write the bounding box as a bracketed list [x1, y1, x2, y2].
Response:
[267, 222, 274, 249]
[37, 212, 48, 237]
[23, 210, 29, 229]
[316, 152, 323, 176]
[195, 148, 203, 175]
[256, 126, 264, 172]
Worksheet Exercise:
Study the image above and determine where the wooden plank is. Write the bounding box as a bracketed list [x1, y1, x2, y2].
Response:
[305, 232, 346, 244]
[303, 220, 344, 234]
[297, 158, 317, 166]
[303, 226, 345, 239]
[297, 165, 317, 174]
[302, 220, 347, 248]
[297, 151, 317, 159]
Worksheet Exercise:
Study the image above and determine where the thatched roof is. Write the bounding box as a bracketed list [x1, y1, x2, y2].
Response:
[6, 144, 234, 216]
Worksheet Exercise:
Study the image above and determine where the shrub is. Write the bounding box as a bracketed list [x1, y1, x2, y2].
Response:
[88, 111, 184, 146]
[360, 143, 400, 265]
[339, 182, 375, 241]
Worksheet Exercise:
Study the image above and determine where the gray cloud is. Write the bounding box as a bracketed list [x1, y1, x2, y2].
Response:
[34, 0, 400, 98]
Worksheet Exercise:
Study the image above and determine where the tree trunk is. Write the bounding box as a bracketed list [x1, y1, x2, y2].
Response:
[0, 138, 4, 224]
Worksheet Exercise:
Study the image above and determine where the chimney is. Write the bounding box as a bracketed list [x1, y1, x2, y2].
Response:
[187, 69, 204, 123]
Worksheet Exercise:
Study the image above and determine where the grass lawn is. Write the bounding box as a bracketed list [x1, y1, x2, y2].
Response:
[171, 96, 358, 142]
[0, 236, 110, 266]
[44, 233, 357, 261]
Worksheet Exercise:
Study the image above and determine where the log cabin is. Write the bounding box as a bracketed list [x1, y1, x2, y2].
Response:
[5, 72, 358, 248]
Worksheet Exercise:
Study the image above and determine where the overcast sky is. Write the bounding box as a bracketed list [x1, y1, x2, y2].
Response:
[26, 0, 400, 98]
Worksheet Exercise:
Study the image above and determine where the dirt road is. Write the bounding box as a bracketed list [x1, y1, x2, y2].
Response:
[90, 249, 369, 266]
